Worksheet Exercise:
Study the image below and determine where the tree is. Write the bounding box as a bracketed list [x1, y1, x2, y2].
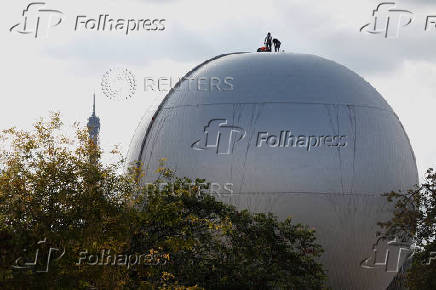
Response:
[0, 113, 138, 289]
[130, 166, 326, 289]
[0, 113, 326, 289]
[379, 168, 436, 290]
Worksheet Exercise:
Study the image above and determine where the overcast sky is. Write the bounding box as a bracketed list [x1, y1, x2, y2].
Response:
[1, 0, 435, 180]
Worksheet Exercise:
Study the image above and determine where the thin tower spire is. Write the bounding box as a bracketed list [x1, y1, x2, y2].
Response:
[87, 93, 100, 144]
[92, 92, 96, 116]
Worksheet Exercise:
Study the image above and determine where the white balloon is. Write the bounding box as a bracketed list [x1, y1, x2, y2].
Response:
[128, 52, 418, 290]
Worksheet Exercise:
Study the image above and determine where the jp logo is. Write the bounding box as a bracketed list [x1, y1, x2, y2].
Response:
[192, 119, 246, 155]
[12, 238, 65, 273]
[360, 236, 415, 272]
[360, 2, 413, 38]
[10, 2, 63, 38]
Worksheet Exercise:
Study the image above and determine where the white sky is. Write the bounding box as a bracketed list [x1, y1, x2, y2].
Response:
[1, 0, 435, 180]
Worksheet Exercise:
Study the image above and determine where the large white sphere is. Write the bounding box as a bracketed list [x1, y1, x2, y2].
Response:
[128, 53, 418, 289]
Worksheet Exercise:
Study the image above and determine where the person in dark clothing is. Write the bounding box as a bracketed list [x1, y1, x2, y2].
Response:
[273, 38, 281, 52]
[264, 32, 272, 52]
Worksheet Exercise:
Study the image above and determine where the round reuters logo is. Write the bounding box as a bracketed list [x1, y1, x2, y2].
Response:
[101, 67, 136, 100]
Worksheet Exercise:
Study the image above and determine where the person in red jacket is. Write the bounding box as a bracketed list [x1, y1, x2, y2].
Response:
[264, 32, 272, 52]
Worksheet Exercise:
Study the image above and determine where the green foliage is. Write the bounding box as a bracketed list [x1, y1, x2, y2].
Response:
[379, 169, 436, 290]
[131, 168, 326, 289]
[0, 113, 326, 289]
[0, 113, 137, 289]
